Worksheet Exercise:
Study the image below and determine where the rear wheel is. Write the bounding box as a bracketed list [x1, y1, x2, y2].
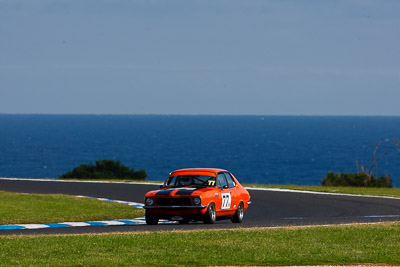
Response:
[231, 202, 244, 223]
[204, 203, 216, 224]
[145, 213, 159, 225]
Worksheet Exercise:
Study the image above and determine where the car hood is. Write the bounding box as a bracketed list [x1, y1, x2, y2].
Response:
[146, 187, 214, 197]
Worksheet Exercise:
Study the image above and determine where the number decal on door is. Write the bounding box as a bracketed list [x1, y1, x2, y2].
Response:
[221, 193, 231, 209]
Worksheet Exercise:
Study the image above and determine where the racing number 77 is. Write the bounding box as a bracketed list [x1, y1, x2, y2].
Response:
[221, 193, 231, 209]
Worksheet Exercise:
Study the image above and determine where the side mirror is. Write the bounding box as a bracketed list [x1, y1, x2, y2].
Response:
[223, 185, 229, 189]
[160, 185, 165, 189]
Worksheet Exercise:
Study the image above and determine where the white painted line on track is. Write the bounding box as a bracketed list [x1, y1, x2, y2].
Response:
[363, 215, 400, 218]
[283, 214, 400, 220]
[62, 222, 91, 227]
[18, 224, 50, 229]
[96, 221, 126, 226]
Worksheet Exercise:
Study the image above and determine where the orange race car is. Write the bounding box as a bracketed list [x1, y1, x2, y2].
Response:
[143, 168, 251, 225]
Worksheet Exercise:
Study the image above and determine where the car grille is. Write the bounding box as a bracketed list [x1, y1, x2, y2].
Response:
[156, 197, 191, 206]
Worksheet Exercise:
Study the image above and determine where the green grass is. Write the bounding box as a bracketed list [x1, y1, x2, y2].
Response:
[244, 184, 400, 198]
[1, 223, 400, 266]
[0, 191, 144, 224]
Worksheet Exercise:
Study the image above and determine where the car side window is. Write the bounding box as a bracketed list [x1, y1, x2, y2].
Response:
[218, 173, 228, 189]
[224, 172, 236, 188]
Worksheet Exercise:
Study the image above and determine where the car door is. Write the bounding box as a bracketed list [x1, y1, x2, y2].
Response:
[216, 173, 234, 215]
[223, 172, 240, 211]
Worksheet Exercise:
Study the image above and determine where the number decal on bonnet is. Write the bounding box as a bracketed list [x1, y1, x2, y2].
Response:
[221, 193, 231, 209]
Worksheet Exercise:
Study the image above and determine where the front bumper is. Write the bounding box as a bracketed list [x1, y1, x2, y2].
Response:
[145, 205, 209, 219]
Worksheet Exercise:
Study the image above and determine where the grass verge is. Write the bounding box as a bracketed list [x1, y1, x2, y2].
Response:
[244, 184, 400, 198]
[1, 223, 400, 266]
[0, 191, 144, 224]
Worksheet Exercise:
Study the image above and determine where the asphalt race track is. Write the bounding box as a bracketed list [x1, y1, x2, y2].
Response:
[1, 179, 400, 235]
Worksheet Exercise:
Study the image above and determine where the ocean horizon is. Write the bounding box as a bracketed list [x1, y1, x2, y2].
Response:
[1, 114, 399, 186]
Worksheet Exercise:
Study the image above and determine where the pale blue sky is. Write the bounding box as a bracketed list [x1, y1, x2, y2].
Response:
[1, 0, 399, 115]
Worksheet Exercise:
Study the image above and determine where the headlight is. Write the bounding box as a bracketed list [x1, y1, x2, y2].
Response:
[145, 197, 154, 206]
[193, 197, 201, 206]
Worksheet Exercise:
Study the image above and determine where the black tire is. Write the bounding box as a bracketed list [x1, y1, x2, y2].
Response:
[145, 213, 159, 225]
[204, 203, 216, 224]
[231, 202, 244, 223]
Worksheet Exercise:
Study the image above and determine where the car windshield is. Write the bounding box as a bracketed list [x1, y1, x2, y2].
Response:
[165, 175, 216, 188]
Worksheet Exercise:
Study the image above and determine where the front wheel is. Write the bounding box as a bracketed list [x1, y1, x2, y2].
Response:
[145, 213, 159, 225]
[231, 202, 244, 223]
[204, 203, 216, 224]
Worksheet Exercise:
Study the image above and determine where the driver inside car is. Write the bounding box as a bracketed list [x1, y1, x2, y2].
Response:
[181, 176, 193, 186]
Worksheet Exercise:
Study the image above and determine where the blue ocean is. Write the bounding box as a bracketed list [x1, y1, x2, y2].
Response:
[0, 115, 399, 186]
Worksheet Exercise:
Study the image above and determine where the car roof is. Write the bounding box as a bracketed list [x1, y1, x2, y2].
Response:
[169, 168, 228, 176]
